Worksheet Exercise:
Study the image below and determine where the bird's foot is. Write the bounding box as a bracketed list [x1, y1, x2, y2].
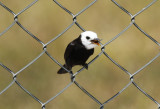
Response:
[83, 63, 88, 70]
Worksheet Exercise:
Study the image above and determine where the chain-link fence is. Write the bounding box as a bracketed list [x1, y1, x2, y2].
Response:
[0, 0, 160, 109]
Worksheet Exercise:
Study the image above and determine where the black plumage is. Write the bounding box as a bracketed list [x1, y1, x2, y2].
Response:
[57, 35, 94, 74]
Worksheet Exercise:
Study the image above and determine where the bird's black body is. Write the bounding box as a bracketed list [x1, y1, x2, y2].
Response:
[58, 35, 94, 74]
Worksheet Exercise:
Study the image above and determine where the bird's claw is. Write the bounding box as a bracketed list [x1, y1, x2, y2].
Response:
[83, 63, 88, 70]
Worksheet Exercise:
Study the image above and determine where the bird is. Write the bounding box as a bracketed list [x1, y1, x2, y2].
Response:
[57, 31, 100, 74]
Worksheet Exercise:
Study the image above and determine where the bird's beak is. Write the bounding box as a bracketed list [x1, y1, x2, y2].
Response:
[91, 38, 101, 46]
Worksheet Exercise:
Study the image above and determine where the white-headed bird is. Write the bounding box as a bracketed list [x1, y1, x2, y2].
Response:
[57, 31, 100, 74]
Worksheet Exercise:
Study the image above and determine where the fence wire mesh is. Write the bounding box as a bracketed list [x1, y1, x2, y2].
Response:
[0, 0, 160, 109]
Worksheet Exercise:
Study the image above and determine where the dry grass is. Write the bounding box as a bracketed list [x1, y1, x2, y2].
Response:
[0, 0, 160, 109]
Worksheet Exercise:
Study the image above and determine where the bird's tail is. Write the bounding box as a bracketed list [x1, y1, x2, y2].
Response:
[57, 64, 71, 74]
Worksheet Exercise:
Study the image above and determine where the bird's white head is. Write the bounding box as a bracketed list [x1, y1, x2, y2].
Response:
[80, 31, 100, 50]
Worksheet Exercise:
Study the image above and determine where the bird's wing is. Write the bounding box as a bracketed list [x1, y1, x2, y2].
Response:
[64, 42, 75, 62]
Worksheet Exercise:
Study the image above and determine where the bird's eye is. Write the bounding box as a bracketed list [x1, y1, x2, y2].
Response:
[86, 36, 90, 40]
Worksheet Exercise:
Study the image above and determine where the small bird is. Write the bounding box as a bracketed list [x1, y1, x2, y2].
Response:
[57, 31, 100, 74]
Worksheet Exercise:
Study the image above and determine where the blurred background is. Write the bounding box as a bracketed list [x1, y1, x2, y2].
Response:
[0, 0, 160, 109]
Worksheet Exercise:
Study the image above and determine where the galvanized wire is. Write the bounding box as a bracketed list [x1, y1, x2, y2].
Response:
[0, 0, 160, 109]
